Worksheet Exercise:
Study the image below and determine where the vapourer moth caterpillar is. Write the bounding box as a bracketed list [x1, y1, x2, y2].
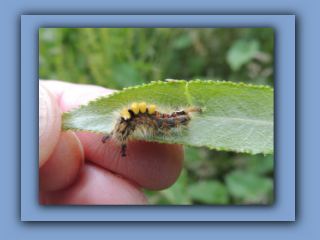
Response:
[102, 102, 202, 157]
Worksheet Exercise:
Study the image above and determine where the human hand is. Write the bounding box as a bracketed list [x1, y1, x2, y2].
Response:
[39, 80, 184, 204]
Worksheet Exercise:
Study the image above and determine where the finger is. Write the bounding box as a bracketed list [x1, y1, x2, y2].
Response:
[39, 131, 84, 191]
[39, 80, 115, 113]
[39, 163, 149, 205]
[77, 132, 184, 191]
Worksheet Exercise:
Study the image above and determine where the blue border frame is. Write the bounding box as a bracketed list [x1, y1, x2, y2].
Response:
[22, 15, 294, 221]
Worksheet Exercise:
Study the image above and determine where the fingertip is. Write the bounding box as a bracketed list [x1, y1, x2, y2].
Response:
[58, 84, 116, 113]
[39, 131, 84, 192]
[126, 141, 185, 190]
[80, 133, 185, 191]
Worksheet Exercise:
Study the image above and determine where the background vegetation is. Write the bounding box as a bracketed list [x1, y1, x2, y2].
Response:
[39, 28, 274, 205]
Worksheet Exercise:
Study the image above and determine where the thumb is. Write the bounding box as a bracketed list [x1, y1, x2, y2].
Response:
[39, 83, 62, 167]
[39, 83, 84, 191]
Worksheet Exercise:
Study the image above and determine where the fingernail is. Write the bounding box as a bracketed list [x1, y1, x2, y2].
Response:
[39, 85, 48, 137]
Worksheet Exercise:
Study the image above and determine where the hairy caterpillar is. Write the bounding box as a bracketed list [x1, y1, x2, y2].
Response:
[101, 102, 202, 157]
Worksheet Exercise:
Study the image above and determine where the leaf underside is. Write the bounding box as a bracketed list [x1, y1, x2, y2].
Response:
[62, 80, 274, 155]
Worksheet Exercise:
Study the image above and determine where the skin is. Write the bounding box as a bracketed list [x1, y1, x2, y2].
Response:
[39, 80, 184, 205]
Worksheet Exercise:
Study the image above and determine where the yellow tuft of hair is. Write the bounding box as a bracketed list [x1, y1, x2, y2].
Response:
[139, 102, 147, 113]
[148, 104, 156, 115]
[121, 108, 131, 120]
[130, 102, 140, 115]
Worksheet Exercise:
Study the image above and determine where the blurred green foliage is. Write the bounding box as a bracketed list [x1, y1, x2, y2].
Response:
[39, 28, 274, 205]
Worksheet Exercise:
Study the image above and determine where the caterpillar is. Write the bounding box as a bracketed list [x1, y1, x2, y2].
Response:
[101, 102, 202, 157]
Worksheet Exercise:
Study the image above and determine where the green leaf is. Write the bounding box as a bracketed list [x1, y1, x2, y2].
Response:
[62, 80, 273, 155]
[188, 180, 229, 204]
[225, 171, 273, 201]
[226, 39, 259, 71]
